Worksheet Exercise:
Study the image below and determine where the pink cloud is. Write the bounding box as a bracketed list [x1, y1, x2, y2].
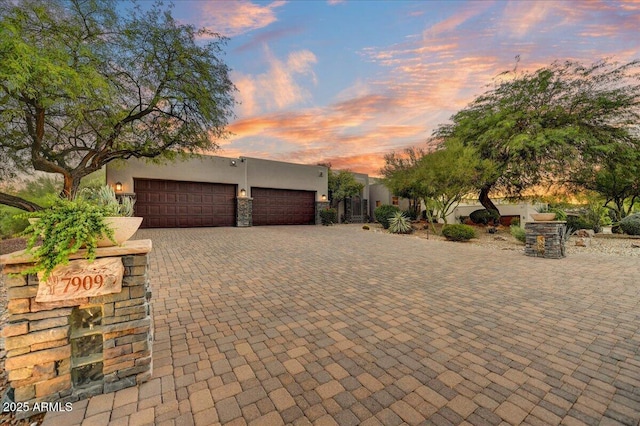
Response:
[194, 1, 286, 37]
[233, 46, 318, 115]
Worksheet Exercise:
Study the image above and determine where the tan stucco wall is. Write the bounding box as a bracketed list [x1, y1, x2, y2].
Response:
[245, 157, 328, 200]
[106, 155, 328, 200]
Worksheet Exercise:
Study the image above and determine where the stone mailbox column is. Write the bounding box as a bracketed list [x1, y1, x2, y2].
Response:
[236, 197, 253, 227]
[524, 222, 567, 259]
[0, 240, 153, 419]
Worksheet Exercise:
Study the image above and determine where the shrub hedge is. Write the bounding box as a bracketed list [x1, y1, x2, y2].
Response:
[620, 213, 640, 235]
[319, 208, 337, 226]
[442, 224, 476, 241]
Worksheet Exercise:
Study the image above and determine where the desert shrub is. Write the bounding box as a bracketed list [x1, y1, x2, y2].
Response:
[619, 213, 640, 235]
[549, 207, 566, 221]
[362, 225, 370, 230]
[388, 212, 413, 234]
[456, 215, 469, 224]
[374, 204, 400, 229]
[0, 207, 29, 239]
[566, 215, 600, 233]
[469, 209, 499, 225]
[510, 225, 526, 243]
[319, 208, 337, 226]
[403, 208, 419, 221]
[442, 224, 476, 241]
[510, 217, 520, 227]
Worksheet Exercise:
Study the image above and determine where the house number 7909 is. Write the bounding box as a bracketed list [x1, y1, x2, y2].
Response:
[63, 275, 105, 293]
[36, 257, 124, 303]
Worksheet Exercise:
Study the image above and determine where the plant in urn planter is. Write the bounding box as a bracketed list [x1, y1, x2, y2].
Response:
[21, 186, 141, 279]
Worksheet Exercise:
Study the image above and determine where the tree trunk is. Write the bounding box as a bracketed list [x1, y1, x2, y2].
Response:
[479, 185, 500, 214]
[61, 174, 83, 200]
[0, 192, 43, 212]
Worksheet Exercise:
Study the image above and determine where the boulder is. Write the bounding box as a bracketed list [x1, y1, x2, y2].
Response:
[575, 229, 595, 238]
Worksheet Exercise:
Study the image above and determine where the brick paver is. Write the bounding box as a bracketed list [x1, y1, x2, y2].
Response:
[41, 225, 640, 425]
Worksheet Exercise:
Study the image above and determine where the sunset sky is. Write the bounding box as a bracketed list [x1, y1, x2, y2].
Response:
[171, 0, 639, 176]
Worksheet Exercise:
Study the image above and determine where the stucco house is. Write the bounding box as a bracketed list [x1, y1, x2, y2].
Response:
[106, 155, 329, 228]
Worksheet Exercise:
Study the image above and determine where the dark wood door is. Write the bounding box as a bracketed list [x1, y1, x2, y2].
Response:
[134, 179, 236, 228]
[252, 188, 315, 226]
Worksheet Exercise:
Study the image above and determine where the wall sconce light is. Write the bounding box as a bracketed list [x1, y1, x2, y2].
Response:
[321, 194, 327, 201]
[240, 188, 246, 197]
[230, 160, 237, 167]
[115, 182, 123, 192]
[319, 171, 323, 177]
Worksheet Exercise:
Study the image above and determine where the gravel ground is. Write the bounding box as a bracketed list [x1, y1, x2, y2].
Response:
[0, 227, 638, 425]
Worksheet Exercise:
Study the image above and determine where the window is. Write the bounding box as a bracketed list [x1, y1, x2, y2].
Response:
[392, 196, 399, 206]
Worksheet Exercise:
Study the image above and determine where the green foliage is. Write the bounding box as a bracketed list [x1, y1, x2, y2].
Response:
[380, 147, 424, 218]
[20, 198, 115, 280]
[374, 205, 400, 229]
[402, 209, 419, 221]
[510, 217, 520, 227]
[415, 141, 496, 224]
[510, 225, 526, 243]
[433, 59, 640, 211]
[79, 186, 135, 217]
[327, 169, 364, 220]
[442, 224, 476, 241]
[469, 209, 500, 225]
[388, 212, 413, 234]
[319, 208, 337, 226]
[0, 0, 235, 205]
[549, 207, 567, 221]
[619, 213, 640, 236]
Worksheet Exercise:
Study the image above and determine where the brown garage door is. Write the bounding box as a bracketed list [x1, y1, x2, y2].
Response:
[252, 188, 316, 226]
[134, 179, 236, 228]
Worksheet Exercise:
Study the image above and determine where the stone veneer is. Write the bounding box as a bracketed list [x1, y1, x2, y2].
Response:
[0, 240, 153, 419]
[236, 197, 253, 227]
[524, 222, 567, 259]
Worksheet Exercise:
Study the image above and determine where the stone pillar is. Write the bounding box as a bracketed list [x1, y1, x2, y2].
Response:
[315, 201, 330, 225]
[236, 197, 253, 227]
[0, 240, 153, 419]
[525, 222, 567, 259]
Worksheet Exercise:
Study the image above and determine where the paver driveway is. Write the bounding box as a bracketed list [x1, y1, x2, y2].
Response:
[44, 225, 640, 426]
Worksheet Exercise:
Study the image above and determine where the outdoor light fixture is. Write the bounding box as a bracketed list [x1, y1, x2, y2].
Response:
[319, 171, 323, 177]
[230, 160, 237, 166]
[321, 194, 327, 201]
[115, 182, 123, 192]
[240, 188, 246, 197]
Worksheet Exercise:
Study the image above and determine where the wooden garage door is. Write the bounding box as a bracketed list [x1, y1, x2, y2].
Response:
[252, 188, 315, 226]
[134, 179, 236, 228]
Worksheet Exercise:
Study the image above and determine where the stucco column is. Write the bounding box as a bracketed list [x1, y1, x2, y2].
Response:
[236, 197, 253, 227]
[315, 201, 330, 225]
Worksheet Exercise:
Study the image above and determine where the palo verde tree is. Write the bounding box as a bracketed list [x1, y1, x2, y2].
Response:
[327, 168, 364, 218]
[380, 147, 425, 218]
[414, 140, 495, 227]
[433, 59, 640, 215]
[0, 0, 235, 210]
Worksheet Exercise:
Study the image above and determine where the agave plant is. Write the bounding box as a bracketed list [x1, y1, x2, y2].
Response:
[80, 185, 135, 217]
[388, 211, 413, 234]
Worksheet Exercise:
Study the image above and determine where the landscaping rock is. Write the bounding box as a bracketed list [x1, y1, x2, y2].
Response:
[575, 229, 595, 238]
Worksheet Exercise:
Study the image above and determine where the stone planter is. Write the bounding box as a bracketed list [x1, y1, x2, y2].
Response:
[531, 213, 556, 221]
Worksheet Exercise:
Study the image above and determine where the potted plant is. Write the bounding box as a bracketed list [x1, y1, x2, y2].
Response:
[21, 186, 141, 279]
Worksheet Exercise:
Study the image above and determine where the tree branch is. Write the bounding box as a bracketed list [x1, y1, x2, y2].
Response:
[0, 192, 43, 212]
